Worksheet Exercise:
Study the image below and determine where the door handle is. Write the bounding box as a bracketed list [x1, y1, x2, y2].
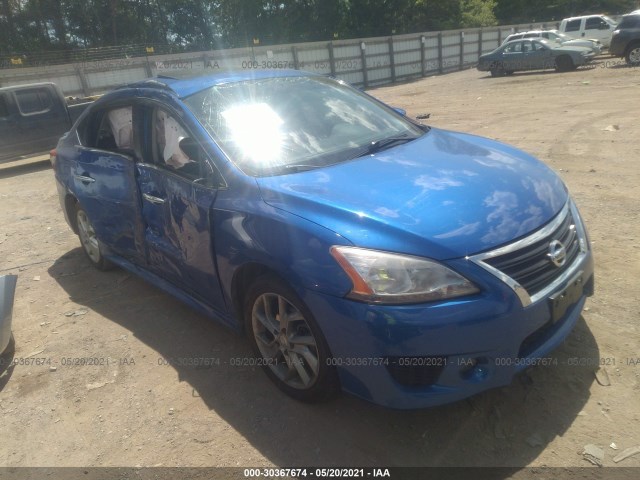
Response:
[74, 174, 95, 183]
[143, 193, 165, 205]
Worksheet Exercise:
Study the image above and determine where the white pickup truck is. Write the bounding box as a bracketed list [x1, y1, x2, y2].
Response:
[559, 15, 618, 47]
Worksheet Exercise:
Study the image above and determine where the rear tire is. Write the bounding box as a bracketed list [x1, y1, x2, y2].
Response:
[75, 204, 113, 271]
[244, 274, 339, 402]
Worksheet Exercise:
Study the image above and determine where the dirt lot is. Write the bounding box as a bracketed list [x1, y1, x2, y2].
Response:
[1, 59, 639, 474]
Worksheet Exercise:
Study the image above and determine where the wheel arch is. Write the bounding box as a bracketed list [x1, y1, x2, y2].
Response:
[230, 262, 287, 334]
[64, 194, 79, 234]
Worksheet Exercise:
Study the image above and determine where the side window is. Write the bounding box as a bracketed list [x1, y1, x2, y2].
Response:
[14, 88, 52, 115]
[0, 94, 9, 118]
[152, 108, 202, 179]
[504, 42, 522, 53]
[106, 107, 133, 149]
[585, 17, 607, 30]
[541, 32, 550, 39]
[522, 33, 537, 39]
[522, 41, 533, 52]
[565, 19, 582, 32]
[79, 106, 134, 154]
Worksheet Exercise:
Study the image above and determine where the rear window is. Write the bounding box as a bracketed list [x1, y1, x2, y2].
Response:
[565, 19, 581, 32]
[618, 15, 640, 29]
[15, 88, 52, 114]
[0, 94, 9, 118]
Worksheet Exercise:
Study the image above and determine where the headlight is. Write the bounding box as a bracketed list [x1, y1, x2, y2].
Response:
[330, 246, 479, 304]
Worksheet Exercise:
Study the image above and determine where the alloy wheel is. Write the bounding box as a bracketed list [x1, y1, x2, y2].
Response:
[251, 292, 320, 389]
[76, 209, 100, 264]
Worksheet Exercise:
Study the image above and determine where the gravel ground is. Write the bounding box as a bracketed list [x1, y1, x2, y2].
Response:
[0, 58, 639, 475]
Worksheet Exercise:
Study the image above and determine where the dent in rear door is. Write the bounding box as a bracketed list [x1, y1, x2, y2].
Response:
[71, 104, 145, 263]
[73, 147, 143, 262]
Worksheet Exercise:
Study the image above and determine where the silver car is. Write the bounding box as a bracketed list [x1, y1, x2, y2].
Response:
[478, 38, 595, 76]
[503, 30, 602, 55]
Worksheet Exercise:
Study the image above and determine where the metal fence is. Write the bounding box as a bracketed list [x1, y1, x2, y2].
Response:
[0, 20, 585, 97]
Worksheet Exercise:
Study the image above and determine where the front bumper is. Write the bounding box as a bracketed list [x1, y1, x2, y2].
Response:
[305, 252, 593, 409]
[304, 200, 594, 409]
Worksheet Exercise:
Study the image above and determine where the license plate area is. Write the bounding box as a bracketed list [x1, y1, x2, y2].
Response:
[549, 271, 584, 324]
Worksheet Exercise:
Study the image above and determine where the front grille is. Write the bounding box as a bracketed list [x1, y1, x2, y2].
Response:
[385, 357, 447, 387]
[484, 208, 581, 297]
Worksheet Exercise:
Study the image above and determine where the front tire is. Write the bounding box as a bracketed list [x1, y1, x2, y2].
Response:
[490, 62, 505, 77]
[625, 44, 640, 65]
[75, 204, 113, 271]
[244, 275, 339, 402]
[555, 55, 574, 72]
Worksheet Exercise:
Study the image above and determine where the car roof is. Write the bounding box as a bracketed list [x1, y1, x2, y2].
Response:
[502, 37, 549, 44]
[127, 70, 315, 99]
[563, 14, 605, 21]
[506, 30, 561, 38]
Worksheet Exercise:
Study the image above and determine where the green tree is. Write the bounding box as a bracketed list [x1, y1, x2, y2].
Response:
[461, 0, 497, 27]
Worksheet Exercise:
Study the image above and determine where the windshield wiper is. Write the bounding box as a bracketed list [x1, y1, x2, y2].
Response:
[283, 163, 324, 172]
[348, 134, 417, 160]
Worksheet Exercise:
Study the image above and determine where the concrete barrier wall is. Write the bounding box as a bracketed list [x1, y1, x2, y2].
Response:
[0, 20, 590, 96]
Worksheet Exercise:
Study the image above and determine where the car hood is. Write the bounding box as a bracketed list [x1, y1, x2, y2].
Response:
[256, 128, 568, 260]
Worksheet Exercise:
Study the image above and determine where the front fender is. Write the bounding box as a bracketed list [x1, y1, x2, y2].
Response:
[212, 189, 354, 319]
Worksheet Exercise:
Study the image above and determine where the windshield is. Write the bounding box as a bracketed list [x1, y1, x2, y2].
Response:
[183, 75, 425, 176]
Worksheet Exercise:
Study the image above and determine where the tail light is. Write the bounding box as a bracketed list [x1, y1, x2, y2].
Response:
[49, 149, 57, 167]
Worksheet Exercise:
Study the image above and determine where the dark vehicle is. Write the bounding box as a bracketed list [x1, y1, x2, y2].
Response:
[478, 39, 595, 76]
[0, 82, 90, 163]
[610, 14, 640, 64]
[52, 71, 593, 409]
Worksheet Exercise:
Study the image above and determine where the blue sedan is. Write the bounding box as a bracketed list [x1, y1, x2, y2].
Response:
[51, 71, 594, 409]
